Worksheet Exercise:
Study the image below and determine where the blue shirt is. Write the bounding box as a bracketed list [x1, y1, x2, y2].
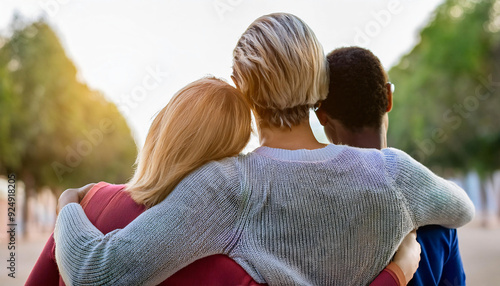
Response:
[409, 225, 466, 286]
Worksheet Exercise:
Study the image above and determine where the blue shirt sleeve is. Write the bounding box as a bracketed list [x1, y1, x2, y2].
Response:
[408, 225, 465, 286]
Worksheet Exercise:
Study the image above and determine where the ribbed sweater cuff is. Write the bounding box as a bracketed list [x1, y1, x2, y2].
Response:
[54, 203, 104, 283]
[55, 202, 103, 243]
[56, 203, 93, 230]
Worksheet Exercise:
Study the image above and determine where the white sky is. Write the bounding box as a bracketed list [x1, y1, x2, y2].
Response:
[0, 0, 444, 150]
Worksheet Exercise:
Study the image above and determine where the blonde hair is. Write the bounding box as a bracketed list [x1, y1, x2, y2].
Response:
[232, 13, 329, 128]
[127, 77, 251, 208]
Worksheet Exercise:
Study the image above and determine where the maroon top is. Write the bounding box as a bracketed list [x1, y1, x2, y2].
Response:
[27, 182, 402, 286]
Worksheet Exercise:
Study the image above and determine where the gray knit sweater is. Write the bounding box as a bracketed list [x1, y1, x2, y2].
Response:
[54, 145, 474, 286]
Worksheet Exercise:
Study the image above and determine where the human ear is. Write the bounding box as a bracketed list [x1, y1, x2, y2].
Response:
[315, 108, 328, 126]
[386, 83, 393, 112]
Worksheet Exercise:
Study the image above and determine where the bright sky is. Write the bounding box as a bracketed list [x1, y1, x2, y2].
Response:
[1, 0, 444, 150]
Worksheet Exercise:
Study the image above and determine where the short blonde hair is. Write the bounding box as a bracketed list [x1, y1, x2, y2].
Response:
[232, 13, 329, 128]
[127, 77, 251, 207]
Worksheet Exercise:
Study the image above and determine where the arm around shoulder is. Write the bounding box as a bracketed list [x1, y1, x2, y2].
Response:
[383, 148, 475, 229]
[54, 159, 245, 285]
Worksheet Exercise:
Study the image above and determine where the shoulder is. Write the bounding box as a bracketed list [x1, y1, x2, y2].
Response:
[160, 157, 247, 215]
[188, 156, 242, 182]
[381, 147, 412, 163]
[333, 146, 404, 174]
[80, 182, 126, 208]
[172, 156, 243, 198]
[380, 147, 425, 179]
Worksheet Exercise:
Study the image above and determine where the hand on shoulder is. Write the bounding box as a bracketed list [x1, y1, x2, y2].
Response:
[57, 183, 95, 214]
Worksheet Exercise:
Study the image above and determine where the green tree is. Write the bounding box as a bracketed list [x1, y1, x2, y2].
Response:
[0, 16, 137, 232]
[388, 0, 500, 177]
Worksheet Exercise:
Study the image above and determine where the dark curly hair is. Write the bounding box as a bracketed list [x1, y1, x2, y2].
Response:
[322, 47, 389, 132]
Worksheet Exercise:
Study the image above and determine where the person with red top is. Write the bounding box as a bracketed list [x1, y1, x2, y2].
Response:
[27, 182, 264, 286]
[28, 77, 418, 285]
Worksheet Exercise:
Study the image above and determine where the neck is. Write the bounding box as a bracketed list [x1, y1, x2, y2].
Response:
[331, 119, 387, 150]
[258, 119, 327, 150]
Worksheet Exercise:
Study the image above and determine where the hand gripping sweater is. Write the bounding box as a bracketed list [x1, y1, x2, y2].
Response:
[54, 145, 474, 286]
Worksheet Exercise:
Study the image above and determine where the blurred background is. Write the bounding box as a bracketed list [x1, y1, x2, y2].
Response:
[0, 0, 499, 285]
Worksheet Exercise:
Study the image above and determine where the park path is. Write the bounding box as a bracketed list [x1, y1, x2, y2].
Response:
[458, 224, 500, 285]
[1, 224, 499, 285]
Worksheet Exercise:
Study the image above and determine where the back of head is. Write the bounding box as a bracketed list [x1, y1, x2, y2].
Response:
[232, 13, 329, 128]
[323, 47, 389, 131]
[128, 77, 252, 207]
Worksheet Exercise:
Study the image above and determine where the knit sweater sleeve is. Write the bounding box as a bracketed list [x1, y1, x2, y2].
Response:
[383, 148, 475, 228]
[54, 159, 244, 286]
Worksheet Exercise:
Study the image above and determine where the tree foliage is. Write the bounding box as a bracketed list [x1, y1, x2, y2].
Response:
[0, 16, 137, 193]
[388, 0, 500, 176]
